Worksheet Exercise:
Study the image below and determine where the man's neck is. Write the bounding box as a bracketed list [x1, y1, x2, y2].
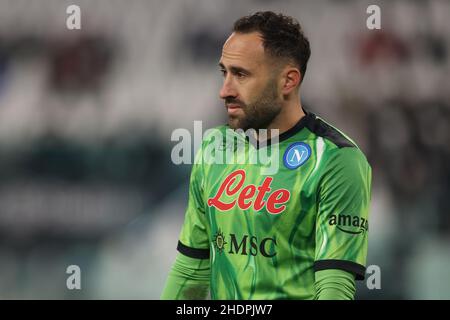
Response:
[257, 100, 305, 141]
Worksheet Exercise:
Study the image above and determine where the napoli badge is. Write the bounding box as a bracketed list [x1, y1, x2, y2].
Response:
[283, 142, 311, 169]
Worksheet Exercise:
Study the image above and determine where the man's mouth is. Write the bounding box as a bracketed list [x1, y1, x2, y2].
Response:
[226, 104, 242, 115]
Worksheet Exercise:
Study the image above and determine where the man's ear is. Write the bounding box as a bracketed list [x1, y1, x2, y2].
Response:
[281, 67, 301, 95]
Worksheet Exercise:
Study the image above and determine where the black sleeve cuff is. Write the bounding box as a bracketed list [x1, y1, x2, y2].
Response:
[314, 259, 366, 280]
[177, 241, 210, 259]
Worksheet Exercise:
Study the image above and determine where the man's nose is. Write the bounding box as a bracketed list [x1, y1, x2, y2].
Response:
[219, 77, 237, 100]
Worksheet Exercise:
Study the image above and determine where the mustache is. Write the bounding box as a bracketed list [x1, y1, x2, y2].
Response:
[224, 98, 245, 108]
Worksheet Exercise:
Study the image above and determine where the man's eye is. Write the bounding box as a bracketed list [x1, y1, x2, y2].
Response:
[220, 69, 227, 77]
[236, 72, 246, 79]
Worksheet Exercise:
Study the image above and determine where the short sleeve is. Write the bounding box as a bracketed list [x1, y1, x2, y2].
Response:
[177, 145, 211, 259]
[314, 147, 372, 280]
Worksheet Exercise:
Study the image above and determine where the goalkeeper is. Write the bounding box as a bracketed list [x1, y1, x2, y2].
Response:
[162, 11, 372, 300]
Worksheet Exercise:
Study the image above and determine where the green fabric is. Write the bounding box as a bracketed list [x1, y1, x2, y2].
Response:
[161, 254, 355, 300]
[314, 269, 356, 300]
[161, 252, 210, 300]
[176, 111, 371, 299]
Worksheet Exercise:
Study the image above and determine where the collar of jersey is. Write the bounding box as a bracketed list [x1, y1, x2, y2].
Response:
[240, 107, 313, 150]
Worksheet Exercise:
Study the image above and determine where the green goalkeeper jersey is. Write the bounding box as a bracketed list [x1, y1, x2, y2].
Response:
[176, 109, 372, 300]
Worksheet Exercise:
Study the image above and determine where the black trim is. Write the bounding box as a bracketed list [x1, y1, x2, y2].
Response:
[177, 241, 210, 259]
[314, 259, 366, 280]
[276, 109, 312, 144]
[305, 114, 356, 148]
[225, 106, 355, 149]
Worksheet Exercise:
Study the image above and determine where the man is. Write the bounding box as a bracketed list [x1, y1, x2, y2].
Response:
[161, 11, 371, 300]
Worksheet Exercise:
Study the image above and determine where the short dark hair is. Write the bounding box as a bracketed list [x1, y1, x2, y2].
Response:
[233, 11, 311, 83]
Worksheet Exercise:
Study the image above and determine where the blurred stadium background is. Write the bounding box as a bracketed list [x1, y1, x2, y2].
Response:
[0, 0, 449, 299]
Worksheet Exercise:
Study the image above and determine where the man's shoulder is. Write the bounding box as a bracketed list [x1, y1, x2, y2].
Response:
[302, 112, 370, 169]
[304, 112, 357, 149]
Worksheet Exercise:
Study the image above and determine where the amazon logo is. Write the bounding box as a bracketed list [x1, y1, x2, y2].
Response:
[328, 214, 368, 235]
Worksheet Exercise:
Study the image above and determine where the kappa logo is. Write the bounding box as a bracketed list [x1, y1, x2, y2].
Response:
[217, 140, 235, 151]
[328, 214, 369, 235]
[283, 142, 311, 169]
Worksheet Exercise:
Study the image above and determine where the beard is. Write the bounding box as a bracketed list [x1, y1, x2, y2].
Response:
[225, 79, 282, 131]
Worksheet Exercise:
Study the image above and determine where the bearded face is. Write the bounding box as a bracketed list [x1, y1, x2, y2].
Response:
[225, 77, 282, 131]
